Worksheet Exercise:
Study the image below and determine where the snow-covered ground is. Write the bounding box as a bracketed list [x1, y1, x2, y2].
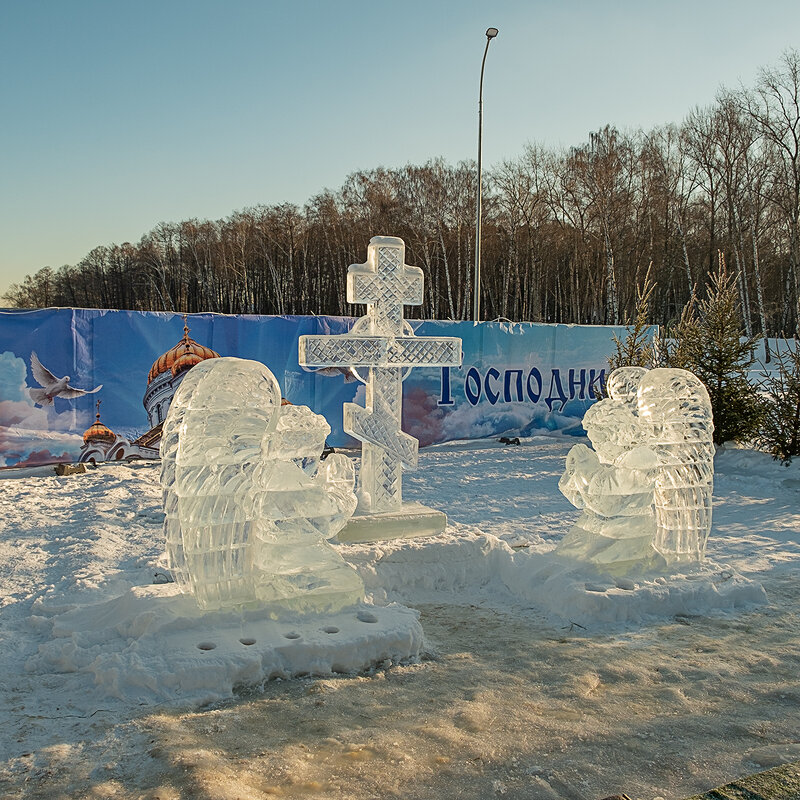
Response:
[2, 437, 800, 799]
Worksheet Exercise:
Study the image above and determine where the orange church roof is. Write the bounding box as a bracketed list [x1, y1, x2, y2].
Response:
[148, 322, 220, 384]
[83, 402, 115, 444]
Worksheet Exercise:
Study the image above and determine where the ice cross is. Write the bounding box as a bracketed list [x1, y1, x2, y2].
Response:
[299, 236, 462, 514]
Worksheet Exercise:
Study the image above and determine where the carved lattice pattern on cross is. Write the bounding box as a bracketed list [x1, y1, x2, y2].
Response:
[299, 236, 462, 512]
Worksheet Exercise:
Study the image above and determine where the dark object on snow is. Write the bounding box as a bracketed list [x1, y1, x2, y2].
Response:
[153, 571, 175, 584]
[320, 445, 336, 460]
[54, 463, 87, 476]
[499, 437, 520, 446]
[598, 795, 633, 800]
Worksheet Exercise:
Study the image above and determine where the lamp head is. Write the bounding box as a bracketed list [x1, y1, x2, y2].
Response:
[486, 27, 499, 39]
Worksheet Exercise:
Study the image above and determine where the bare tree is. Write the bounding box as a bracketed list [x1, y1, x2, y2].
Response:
[742, 49, 800, 334]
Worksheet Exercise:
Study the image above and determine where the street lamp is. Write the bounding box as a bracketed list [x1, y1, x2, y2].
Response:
[473, 26, 498, 323]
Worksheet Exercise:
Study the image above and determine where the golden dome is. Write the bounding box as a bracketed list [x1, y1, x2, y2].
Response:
[83, 402, 115, 444]
[171, 350, 205, 377]
[148, 320, 220, 384]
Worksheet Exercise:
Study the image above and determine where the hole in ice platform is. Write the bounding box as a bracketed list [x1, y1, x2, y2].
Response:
[357, 611, 378, 624]
[322, 626, 339, 634]
[283, 632, 301, 640]
[239, 637, 256, 646]
[197, 642, 217, 651]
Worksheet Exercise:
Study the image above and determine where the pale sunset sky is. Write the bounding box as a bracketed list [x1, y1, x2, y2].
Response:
[1, 0, 798, 298]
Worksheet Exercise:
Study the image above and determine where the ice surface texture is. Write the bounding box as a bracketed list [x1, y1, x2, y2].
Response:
[557, 366, 714, 570]
[160, 357, 363, 612]
[299, 236, 462, 514]
[638, 367, 715, 563]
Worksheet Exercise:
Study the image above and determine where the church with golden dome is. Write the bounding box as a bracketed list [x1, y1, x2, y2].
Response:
[143, 319, 220, 429]
[80, 400, 116, 459]
[79, 399, 140, 463]
[79, 318, 220, 463]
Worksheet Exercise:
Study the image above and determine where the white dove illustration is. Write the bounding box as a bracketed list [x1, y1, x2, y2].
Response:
[28, 351, 103, 406]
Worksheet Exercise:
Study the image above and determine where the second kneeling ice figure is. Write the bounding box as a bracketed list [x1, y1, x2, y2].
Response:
[556, 366, 715, 573]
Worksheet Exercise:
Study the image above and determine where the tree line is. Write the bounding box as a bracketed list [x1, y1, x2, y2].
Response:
[5, 50, 799, 335]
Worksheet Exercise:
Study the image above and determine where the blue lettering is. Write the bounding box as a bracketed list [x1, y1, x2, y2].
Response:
[465, 367, 482, 405]
[526, 367, 542, 403]
[545, 369, 568, 412]
[588, 368, 606, 398]
[438, 366, 454, 406]
[568, 368, 586, 400]
[484, 367, 501, 404]
[504, 369, 524, 402]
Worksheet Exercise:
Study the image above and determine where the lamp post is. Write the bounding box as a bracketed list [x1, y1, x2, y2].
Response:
[473, 26, 498, 323]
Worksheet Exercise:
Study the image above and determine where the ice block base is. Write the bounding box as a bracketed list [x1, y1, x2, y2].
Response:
[336, 502, 447, 543]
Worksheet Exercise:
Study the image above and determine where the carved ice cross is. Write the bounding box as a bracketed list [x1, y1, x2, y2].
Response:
[299, 236, 462, 513]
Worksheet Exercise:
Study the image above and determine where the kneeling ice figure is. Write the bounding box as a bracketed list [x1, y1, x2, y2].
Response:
[556, 389, 658, 572]
[160, 357, 364, 612]
[556, 365, 715, 571]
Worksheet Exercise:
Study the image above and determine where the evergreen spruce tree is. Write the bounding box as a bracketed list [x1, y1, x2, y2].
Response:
[667, 253, 763, 445]
[757, 344, 800, 463]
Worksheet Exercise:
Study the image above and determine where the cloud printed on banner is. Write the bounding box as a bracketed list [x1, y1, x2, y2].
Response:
[0, 351, 85, 467]
[440, 399, 539, 442]
[402, 385, 447, 448]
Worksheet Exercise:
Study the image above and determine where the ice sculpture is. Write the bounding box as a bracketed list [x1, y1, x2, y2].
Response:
[606, 366, 649, 408]
[557, 366, 714, 570]
[298, 236, 462, 542]
[160, 357, 364, 612]
[637, 368, 714, 563]
[556, 396, 658, 571]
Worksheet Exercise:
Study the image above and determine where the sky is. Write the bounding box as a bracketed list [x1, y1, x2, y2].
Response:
[1, 0, 798, 300]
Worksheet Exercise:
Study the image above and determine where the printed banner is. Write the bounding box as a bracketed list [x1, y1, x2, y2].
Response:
[0, 308, 636, 468]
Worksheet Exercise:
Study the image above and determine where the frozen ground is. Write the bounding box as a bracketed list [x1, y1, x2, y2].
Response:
[1, 437, 800, 799]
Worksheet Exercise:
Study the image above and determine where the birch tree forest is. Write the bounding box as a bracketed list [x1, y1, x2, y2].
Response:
[5, 51, 800, 335]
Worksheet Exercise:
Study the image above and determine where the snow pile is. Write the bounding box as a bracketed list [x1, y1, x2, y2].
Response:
[347, 526, 766, 627]
[27, 584, 421, 706]
[22, 523, 765, 710]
